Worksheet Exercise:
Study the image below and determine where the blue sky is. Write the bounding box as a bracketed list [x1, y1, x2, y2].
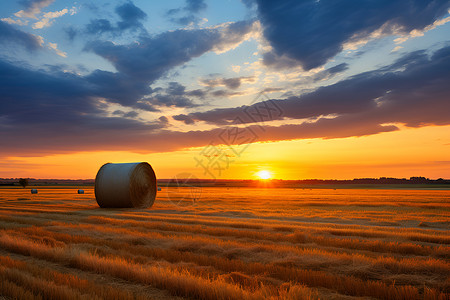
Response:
[1, 0, 450, 179]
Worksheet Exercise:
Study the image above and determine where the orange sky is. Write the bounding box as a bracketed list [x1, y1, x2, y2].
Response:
[2, 124, 449, 180]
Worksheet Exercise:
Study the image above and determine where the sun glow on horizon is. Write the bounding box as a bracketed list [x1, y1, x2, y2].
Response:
[1, 125, 449, 180]
[256, 170, 272, 180]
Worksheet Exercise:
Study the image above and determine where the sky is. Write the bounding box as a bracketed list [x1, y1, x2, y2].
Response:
[0, 0, 449, 180]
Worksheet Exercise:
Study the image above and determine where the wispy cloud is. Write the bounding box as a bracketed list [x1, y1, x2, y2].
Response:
[1, 17, 28, 26]
[200, 76, 255, 89]
[2, 0, 75, 29]
[14, 0, 55, 19]
[47, 42, 66, 57]
[32, 8, 68, 29]
[2, 0, 54, 26]
[394, 12, 450, 44]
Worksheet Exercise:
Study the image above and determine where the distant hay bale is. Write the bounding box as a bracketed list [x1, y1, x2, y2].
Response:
[95, 162, 157, 208]
[77, 189, 84, 194]
[31, 189, 38, 194]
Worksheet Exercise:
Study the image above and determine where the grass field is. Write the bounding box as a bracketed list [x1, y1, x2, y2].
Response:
[0, 187, 448, 299]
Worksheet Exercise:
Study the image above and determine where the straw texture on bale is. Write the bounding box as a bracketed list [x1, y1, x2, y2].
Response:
[31, 189, 38, 194]
[95, 162, 157, 208]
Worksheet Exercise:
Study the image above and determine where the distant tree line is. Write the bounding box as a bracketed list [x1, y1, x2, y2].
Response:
[297, 177, 450, 184]
[0, 176, 448, 188]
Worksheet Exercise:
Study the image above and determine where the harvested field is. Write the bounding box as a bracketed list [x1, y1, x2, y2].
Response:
[0, 187, 449, 299]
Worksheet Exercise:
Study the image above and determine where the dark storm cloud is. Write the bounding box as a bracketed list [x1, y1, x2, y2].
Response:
[167, 0, 207, 25]
[2, 45, 449, 156]
[124, 45, 450, 150]
[85, 70, 152, 107]
[0, 21, 42, 51]
[86, 20, 255, 84]
[92, 113, 396, 153]
[0, 57, 167, 156]
[83, 21, 255, 109]
[180, 45, 450, 129]
[0, 58, 159, 127]
[85, 1, 147, 35]
[0, 15, 259, 156]
[255, 0, 450, 70]
[0, 59, 92, 120]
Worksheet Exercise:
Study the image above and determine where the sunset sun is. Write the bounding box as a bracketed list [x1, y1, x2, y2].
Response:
[256, 170, 272, 180]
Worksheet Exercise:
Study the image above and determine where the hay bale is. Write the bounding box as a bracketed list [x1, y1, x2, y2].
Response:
[95, 162, 157, 208]
[31, 189, 38, 194]
[77, 189, 84, 194]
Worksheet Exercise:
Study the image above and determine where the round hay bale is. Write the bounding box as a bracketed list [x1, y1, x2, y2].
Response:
[77, 189, 84, 194]
[31, 189, 38, 194]
[95, 162, 157, 208]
